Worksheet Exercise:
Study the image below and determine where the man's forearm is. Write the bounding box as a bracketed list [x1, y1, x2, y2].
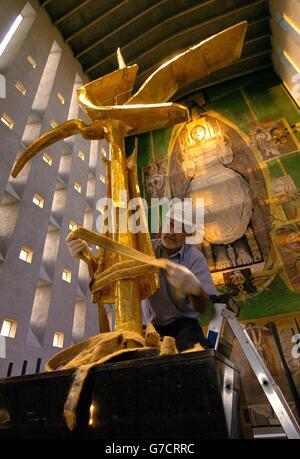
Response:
[188, 288, 209, 314]
[79, 251, 98, 281]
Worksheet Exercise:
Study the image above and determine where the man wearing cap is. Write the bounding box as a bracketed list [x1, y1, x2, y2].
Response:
[67, 203, 218, 351]
[141, 203, 218, 351]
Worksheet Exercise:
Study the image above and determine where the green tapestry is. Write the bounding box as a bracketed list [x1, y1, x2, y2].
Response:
[131, 69, 300, 322]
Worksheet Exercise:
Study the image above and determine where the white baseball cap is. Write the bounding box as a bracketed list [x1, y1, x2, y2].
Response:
[164, 200, 204, 243]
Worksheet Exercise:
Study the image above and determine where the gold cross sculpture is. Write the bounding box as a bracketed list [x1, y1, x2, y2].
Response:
[11, 22, 247, 335]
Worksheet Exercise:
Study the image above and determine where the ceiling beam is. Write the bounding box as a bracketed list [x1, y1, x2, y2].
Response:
[41, 0, 55, 6]
[54, 0, 91, 25]
[65, 0, 130, 43]
[131, 0, 269, 80]
[75, 0, 217, 59]
[76, 0, 171, 59]
[86, 0, 269, 75]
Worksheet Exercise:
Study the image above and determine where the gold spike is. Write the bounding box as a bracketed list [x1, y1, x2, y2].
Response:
[117, 47, 126, 69]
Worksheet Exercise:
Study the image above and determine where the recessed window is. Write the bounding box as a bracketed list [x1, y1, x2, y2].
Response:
[283, 50, 300, 74]
[283, 13, 300, 35]
[26, 54, 37, 69]
[19, 246, 33, 263]
[50, 120, 58, 129]
[78, 150, 85, 161]
[88, 404, 95, 426]
[57, 92, 65, 105]
[53, 331, 64, 348]
[99, 174, 106, 184]
[0, 14, 23, 58]
[7, 362, 13, 377]
[15, 80, 27, 96]
[1, 113, 14, 129]
[0, 319, 17, 338]
[42, 153, 52, 166]
[74, 182, 81, 194]
[32, 193, 44, 208]
[69, 221, 78, 231]
[62, 269, 72, 283]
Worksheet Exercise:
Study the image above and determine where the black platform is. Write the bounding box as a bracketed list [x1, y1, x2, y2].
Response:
[0, 350, 241, 439]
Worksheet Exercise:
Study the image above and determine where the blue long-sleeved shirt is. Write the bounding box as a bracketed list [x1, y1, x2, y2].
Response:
[142, 240, 218, 326]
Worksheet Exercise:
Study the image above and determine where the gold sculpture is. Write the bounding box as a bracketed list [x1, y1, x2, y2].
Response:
[11, 22, 248, 335]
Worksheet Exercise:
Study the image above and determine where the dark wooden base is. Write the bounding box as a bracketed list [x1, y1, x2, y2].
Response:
[0, 350, 241, 439]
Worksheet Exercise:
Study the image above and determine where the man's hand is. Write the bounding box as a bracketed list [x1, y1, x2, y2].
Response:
[66, 235, 91, 260]
[165, 260, 202, 296]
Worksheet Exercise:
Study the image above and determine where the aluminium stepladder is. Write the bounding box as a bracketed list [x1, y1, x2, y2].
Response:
[207, 298, 300, 439]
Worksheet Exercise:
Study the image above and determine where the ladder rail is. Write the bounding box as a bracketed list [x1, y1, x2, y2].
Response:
[207, 302, 300, 439]
[224, 309, 300, 439]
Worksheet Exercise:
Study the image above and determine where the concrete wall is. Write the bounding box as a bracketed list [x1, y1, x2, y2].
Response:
[0, 0, 107, 377]
[270, 0, 300, 107]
